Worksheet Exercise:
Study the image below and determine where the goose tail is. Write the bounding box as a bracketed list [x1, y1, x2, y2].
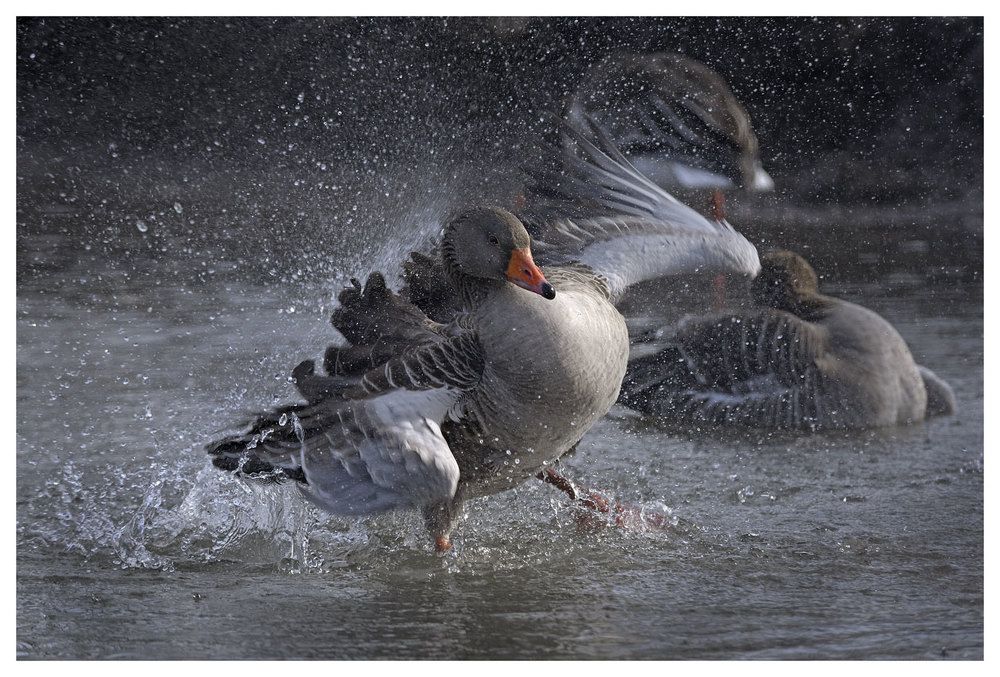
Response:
[919, 365, 957, 418]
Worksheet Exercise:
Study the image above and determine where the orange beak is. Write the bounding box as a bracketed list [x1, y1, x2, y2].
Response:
[506, 247, 555, 299]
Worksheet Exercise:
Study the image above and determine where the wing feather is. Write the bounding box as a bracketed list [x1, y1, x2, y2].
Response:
[208, 332, 485, 515]
[620, 310, 830, 429]
[527, 116, 760, 301]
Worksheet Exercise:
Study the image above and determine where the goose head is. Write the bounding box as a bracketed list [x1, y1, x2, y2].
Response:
[442, 206, 555, 299]
[751, 250, 821, 314]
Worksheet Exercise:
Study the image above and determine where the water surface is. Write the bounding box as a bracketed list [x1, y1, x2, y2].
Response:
[16, 229, 983, 660]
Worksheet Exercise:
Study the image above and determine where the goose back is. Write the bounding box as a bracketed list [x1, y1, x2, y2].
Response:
[620, 252, 946, 430]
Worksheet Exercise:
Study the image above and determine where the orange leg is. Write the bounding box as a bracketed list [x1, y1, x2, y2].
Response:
[709, 188, 726, 222]
[712, 273, 727, 310]
[708, 189, 729, 310]
[538, 468, 674, 531]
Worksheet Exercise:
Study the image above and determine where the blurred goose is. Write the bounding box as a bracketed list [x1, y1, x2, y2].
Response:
[566, 52, 774, 195]
[206, 120, 760, 550]
[620, 250, 956, 430]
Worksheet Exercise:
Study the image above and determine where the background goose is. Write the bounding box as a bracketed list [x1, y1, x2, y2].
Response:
[565, 52, 774, 195]
[206, 120, 760, 550]
[620, 250, 956, 430]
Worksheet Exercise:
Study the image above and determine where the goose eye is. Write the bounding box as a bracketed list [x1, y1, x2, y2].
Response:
[488, 235, 500, 246]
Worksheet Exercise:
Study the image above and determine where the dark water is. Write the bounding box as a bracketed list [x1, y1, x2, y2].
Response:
[16, 224, 983, 659]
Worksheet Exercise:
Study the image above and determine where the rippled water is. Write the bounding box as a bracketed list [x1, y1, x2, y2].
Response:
[16, 227, 982, 659]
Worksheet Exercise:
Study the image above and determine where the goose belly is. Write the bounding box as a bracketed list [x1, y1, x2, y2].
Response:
[473, 284, 629, 461]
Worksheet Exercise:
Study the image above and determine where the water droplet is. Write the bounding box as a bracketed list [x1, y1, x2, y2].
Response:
[135, 220, 148, 233]
[278, 413, 288, 426]
[173, 202, 183, 214]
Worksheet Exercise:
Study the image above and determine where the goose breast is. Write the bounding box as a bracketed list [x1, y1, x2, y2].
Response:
[472, 273, 629, 457]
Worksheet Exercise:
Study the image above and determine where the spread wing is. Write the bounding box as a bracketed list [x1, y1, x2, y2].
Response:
[526, 116, 761, 302]
[620, 310, 833, 429]
[207, 330, 485, 515]
[399, 250, 460, 325]
[288, 271, 450, 403]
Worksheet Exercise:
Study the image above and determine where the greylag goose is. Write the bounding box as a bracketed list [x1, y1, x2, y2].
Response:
[620, 250, 956, 430]
[206, 120, 760, 550]
[565, 52, 774, 195]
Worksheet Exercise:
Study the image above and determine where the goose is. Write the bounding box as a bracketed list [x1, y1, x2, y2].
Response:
[205, 119, 761, 550]
[620, 250, 956, 430]
[565, 52, 774, 195]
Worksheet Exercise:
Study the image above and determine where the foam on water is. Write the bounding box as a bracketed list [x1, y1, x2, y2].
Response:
[19, 428, 701, 575]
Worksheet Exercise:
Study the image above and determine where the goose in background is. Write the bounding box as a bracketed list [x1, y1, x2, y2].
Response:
[565, 51, 774, 195]
[567, 52, 774, 309]
[206, 119, 760, 550]
[620, 250, 956, 430]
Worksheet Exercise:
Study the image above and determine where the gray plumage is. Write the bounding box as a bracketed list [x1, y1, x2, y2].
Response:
[565, 52, 773, 192]
[620, 251, 956, 430]
[400, 115, 761, 322]
[206, 118, 761, 546]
